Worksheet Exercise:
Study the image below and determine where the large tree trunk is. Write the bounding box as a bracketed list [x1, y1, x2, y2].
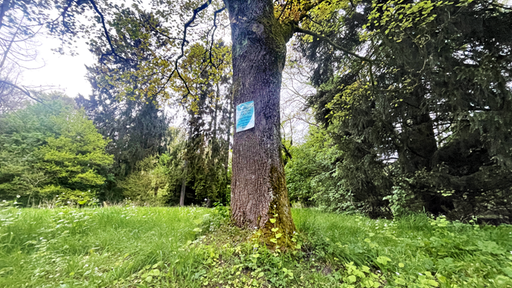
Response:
[225, 0, 296, 246]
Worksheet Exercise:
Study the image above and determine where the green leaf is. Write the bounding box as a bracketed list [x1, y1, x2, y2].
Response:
[376, 256, 392, 265]
[347, 275, 357, 283]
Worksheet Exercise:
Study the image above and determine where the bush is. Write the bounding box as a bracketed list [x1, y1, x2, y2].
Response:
[0, 93, 113, 205]
[118, 155, 181, 206]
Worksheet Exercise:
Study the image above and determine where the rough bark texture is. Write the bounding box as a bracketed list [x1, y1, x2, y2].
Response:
[225, 0, 296, 246]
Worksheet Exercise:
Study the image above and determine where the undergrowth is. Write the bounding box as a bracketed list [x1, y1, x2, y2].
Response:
[1, 205, 512, 287]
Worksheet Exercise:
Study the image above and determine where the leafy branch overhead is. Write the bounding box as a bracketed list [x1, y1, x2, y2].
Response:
[88, 0, 376, 104]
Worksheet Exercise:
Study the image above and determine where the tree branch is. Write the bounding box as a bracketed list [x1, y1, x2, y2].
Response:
[140, 13, 183, 42]
[294, 26, 373, 62]
[88, 0, 126, 62]
[277, 0, 290, 21]
[209, 6, 226, 68]
[157, 0, 213, 98]
[0, 80, 42, 103]
[0, 14, 23, 69]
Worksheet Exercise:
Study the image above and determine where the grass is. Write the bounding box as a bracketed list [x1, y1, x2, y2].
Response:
[293, 210, 512, 287]
[1, 206, 512, 287]
[0, 206, 209, 287]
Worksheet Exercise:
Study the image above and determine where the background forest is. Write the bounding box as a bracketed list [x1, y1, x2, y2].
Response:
[0, 0, 511, 225]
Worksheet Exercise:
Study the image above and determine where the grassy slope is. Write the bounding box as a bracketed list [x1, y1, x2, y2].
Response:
[1, 207, 511, 287]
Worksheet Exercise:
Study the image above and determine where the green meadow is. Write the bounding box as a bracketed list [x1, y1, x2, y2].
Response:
[1, 207, 512, 287]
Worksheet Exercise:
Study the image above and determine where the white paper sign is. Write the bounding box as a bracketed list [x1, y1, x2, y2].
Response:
[236, 101, 255, 132]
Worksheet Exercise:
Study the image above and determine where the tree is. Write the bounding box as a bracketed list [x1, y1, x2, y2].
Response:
[173, 43, 232, 206]
[285, 126, 341, 208]
[75, 6, 175, 200]
[224, 0, 296, 245]
[0, 93, 113, 205]
[222, 0, 377, 245]
[302, 0, 512, 220]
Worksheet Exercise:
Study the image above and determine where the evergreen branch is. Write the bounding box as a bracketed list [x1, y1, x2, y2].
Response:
[293, 26, 373, 62]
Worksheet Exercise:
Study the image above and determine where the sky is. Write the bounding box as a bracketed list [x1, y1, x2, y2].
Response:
[22, 35, 95, 98]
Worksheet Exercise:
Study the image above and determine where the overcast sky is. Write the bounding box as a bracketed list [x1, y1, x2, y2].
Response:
[22, 35, 95, 98]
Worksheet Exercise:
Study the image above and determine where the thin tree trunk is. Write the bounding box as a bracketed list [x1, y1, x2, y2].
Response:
[179, 160, 187, 207]
[226, 0, 296, 247]
[214, 82, 220, 140]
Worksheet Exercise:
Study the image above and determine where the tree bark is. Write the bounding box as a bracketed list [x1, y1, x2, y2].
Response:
[179, 160, 187, 207]
[225, 0, 296, 246]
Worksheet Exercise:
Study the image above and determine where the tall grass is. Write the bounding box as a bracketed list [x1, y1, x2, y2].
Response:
[294, 209, 512, 287]
[0, 206, 208, 287]
[2, 207, 512, 287]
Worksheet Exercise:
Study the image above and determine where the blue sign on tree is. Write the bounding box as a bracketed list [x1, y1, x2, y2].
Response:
[236, 101, 255, 132]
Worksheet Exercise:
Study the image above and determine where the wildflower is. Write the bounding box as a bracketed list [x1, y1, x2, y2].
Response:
[396, 272, 400, 275]
[418, 273, 423, 276]
[16, 195, 20, 198]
